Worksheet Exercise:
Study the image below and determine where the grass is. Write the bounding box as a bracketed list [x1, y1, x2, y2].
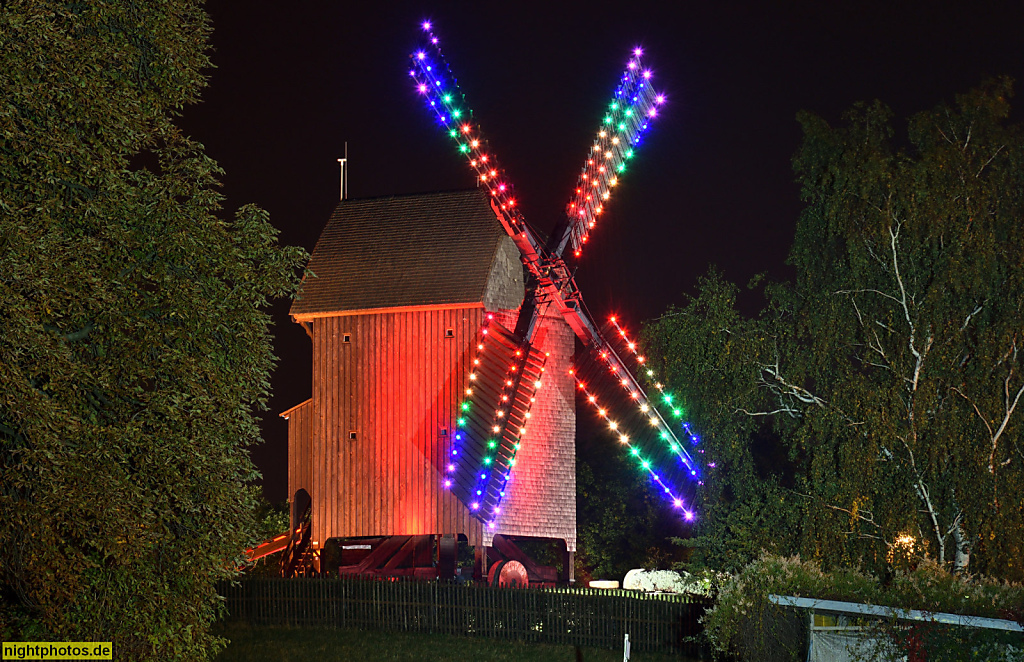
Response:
[213, 622, 700, 662]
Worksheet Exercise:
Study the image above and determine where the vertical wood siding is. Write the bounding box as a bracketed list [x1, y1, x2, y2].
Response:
[310, 307, 486, 546]
[286, 399, 313, 503]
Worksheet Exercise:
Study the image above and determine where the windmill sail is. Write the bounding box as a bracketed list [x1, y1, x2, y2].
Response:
[448, 318, 547, 525]
[411, 25, 699, 521]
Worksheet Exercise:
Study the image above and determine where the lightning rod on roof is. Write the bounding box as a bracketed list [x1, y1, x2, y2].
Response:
[337, 142, 348, 201]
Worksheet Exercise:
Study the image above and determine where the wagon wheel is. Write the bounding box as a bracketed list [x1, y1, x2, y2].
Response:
[487, 559, 506, 586]
[498, 560, 529, 588]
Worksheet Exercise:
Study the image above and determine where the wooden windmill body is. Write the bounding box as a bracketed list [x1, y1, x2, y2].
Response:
[262, 26, 699, 581]
[281, 189, 577, 579]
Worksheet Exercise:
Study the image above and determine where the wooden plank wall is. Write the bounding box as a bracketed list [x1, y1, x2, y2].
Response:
[286, 399, 313, 504]
[310, 307, 486, 546]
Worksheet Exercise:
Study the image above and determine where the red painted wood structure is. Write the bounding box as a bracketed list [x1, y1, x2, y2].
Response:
[279, 189, 576, 582]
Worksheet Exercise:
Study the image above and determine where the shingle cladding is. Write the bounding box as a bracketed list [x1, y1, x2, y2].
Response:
[291, 189, 512, 317]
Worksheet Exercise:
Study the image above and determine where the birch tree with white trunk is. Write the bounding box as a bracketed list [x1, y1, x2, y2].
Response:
[649, 80, 1024, 579]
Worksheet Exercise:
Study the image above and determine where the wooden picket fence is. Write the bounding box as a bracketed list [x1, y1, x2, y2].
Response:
[219, 577, 711, 655]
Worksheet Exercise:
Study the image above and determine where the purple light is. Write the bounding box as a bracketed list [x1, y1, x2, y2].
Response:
[656, 95, 665, 104]
[471, 502, 479, 510]
[432, 37, 438, 44]
[447, 464, 455, 472]
[422, 21, 431, 30]
[628, 61, 637, 70]
[648, 108, 657, 118]
[416, 51, 426, 60]
[409, 70, 415, 76]
[673, 498, 683, 508]
[418, 84, 427, 94]
[444, 479, 452, 488]
[488, 522, 495, 529]
[643, 70, 652, 79]
[634, 47, 643, 56]
[708, 462, 716, 468]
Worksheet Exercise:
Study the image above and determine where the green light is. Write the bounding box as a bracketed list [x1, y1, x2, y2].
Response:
[660, 432, 669, 440]
[625, 149, 634, 158]
[461, 402, 470, 411]
[514, 443, 520, 450]
[452, 109, 462, 118]
[604, 116, 612, 124]
[663, 394, 673, 404]
[449, 129, 457, 137]
[610, 102, 619, 110]
[443, 94, 452, 103]
[630, 448, 639, 456]
[618, 123, 626, 131]
[642, 460, 650, 469]
[459, 144, 469, 153]
[673, 408, 682, 417]
[617, 164, 626, 173]
[457, 417, 466, 426]
[671, 443, 680, 452]
[484, 457, 492, 465]
[488, 440, 496, 449]
[625, 108, 633, 117]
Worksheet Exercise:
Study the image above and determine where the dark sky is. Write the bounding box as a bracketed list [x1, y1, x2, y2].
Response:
[179, 0, 1024, 503]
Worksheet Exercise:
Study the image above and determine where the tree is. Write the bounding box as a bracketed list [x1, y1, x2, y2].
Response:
[647, 80, 1024, 579]
[0, 2, 306, 658]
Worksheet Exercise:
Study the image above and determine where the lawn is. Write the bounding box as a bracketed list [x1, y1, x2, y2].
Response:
[213, 623, 701, 662]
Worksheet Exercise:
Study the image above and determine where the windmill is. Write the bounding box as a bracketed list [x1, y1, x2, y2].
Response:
[409, 23, 701, 535]
[257, 24, 705, 582]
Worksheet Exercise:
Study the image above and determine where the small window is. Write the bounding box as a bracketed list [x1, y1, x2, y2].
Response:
[343, 333, 352, 343]
[348, 430, 358, 440]
[444, 328, 454, 338]
[439, 427, 449, 437]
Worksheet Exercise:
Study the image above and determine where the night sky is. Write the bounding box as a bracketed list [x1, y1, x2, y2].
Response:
[179, 1, 1024, 503]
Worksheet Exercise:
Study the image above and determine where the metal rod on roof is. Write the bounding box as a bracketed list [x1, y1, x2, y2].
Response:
[337, 142, 348, 201]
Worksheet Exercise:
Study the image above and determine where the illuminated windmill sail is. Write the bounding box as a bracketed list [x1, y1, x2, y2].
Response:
[410, 23, 701, 527]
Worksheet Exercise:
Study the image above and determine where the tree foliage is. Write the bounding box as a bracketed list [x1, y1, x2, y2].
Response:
[647, 80, 1024, 579]
[574, 417, 688, 581]
[0, 2, 306, 658]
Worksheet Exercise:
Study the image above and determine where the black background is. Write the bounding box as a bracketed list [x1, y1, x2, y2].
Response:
[178, 0, 1024, 502]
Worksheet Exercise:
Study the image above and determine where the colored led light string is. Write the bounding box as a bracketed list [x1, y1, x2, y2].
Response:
[445, 321, 547, 529]
[571, 370, 694, 521]
[410, 26, 525, 225]
[608, 316, 711, 473]
[564, 49, 666, 257]
[482, 364, 546, 532]
[445, 315, 498, 493]
[592, 339, 699, 476]
[463, 354, 542, 514]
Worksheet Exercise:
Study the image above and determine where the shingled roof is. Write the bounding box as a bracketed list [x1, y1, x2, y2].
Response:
[290, 189, 524, 318]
